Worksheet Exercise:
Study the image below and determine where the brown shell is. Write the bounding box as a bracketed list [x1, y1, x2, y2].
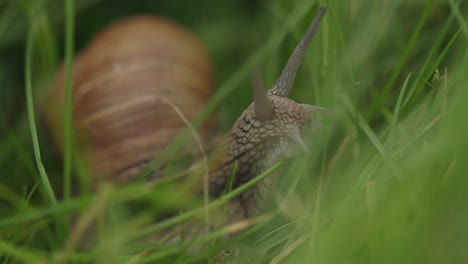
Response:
[42, 16, 216, 183]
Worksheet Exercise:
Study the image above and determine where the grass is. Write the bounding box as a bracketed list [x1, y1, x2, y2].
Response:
[24, 1, 57, 208]
[63, 0, 75, 217]
[1, 0, 468, 263]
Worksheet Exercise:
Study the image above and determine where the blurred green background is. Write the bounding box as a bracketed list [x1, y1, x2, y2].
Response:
[1, 0, 468, 263]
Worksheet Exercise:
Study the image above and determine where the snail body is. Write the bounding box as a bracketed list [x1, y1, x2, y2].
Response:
[43, 4, 329, 244]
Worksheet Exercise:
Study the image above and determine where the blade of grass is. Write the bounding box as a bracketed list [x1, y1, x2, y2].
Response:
[25, 12, 57, 206]
[403, 2, 462, 110]
[367, 0, 434, 121]
[132, 161, 283, 239]
[0, 184, 30, 210]
[63, 0, 74, 219]
[139, 214, 272, 263]
[389, 73, 413, 144]
[0, 195, 91, 229]
[57, 185, 111, 262]
[0, 161, 279, 239]
[0, 240, 47, 263]
[449, 0, 468, 39]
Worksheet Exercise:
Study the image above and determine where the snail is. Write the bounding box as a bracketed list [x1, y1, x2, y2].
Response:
[42, 2, 328, 250]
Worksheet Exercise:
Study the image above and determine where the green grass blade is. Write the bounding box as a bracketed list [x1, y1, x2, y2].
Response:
[63, 0, 74, 210]
[0, 240, 47, 263]
[0, 196, 91, 229]
[367, 0, 434, 121]
[132, 161, 283, 239]
[449, 0, 468, 39]
[25, 15, 57, 207]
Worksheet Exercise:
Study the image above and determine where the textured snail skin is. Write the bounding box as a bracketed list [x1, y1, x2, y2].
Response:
[210, 94, 324, 221]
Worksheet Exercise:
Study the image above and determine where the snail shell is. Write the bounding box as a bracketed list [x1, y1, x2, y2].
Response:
[42, 16, 216, 183]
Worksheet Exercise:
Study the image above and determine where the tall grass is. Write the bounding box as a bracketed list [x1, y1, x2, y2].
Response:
[0, 0, 467, 263]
